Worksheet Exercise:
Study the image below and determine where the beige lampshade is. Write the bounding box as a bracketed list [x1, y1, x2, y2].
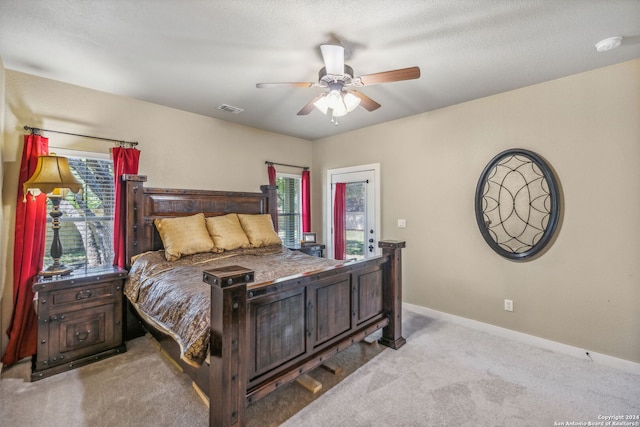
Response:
[23, 155, 83, 196]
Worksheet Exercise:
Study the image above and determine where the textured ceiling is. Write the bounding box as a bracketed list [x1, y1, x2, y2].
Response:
[1, 0, 639, 141]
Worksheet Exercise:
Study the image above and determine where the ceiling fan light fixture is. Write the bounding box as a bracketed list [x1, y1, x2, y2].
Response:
[313, 94, 329, 115]
[331, 93, 352, 117]
[332, 102, 349, 117]
[326, 89, 342, 110]
[315, 90, 361, 118]
[343, 92, 361, 112]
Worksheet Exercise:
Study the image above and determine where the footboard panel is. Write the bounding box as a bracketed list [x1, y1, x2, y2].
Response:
[251, 287, 306, 375]
[247, 264, 378, 384]
[310, 272, 352, 346]
[355, 262, 385, 325]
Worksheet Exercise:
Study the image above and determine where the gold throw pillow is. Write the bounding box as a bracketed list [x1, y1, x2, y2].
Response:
[154, 213, 216, 261]
[238, 213, 282, 248]
[205, 213, 251, 251]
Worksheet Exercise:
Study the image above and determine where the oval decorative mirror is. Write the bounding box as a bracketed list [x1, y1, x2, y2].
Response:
[474, 149, 560, 261]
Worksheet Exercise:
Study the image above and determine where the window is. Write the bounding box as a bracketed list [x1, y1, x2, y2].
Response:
[43, 152, 115, 270]
[276, 174, 302, 247]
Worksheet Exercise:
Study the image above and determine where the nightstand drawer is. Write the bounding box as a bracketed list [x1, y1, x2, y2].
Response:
[48, 281, 118, 312]
[298, 244, 325, 258]
[60, 306, 110, 352]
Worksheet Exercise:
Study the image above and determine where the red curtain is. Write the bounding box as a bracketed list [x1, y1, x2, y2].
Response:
[2, 135, 49, 366]
[333, 183, 346, 260]
[267, 164, 276, 186]
[301, 169, 311, 233]
[267, 164, 278, 231]
[112, 147, 141, 268]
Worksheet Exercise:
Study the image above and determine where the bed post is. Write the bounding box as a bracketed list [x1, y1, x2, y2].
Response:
[122, 174, 147, 270]
[260, 184, 278, 231]
[378, 240, 406, 349]
[203, 267, 255, 427]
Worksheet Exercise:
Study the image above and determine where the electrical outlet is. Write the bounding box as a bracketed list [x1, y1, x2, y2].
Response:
[504, 299, 513, 312]
[397, 219, 407, 228]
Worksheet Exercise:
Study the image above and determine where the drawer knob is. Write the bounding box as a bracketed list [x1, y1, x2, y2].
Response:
[75, 330, 91, 341]
[76, 290, 93, 300]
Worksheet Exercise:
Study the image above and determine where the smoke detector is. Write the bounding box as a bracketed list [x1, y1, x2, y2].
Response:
[595, 36, 622, 52]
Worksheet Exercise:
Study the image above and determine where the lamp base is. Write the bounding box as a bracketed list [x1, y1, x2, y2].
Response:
[39, 264, 73, 277]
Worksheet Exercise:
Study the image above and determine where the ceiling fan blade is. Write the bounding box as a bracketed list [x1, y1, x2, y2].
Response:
[350, 90, 381, 112]
[320, 44, 344, 75]
[256, 82, 315, 88]
[297, 94, 325, 115]
[358, 66, 421, 86]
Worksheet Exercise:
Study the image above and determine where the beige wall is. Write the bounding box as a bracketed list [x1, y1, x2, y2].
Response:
[312, 59, 640, 363]
[0, 70, 312, 357]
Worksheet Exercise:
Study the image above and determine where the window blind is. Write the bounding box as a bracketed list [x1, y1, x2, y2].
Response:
[276, 175, 302, 247]
[43, 156, 115, 269]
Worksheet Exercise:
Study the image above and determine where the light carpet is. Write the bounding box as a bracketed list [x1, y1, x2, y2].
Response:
[283, 309, 640, 426]
[0, 333, 209, 426]
[2, 309, 638, 426]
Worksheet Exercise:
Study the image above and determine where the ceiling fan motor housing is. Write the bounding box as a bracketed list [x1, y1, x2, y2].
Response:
[319, 65, 354, 88]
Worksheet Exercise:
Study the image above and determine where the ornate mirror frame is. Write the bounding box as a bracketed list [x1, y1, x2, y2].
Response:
[474, 149, 561, 261]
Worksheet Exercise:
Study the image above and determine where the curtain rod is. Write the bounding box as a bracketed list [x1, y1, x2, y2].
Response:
[265, 160, 309, 170]
[24, 125, 138, 147]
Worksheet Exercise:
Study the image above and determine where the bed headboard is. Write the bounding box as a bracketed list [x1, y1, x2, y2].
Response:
[121, 175, 277, 269]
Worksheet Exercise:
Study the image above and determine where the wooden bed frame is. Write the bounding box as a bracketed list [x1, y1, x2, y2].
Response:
[122, 175, 405, 427]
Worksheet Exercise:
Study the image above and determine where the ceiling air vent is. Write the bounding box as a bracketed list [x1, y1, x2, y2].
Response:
[217, 104, 244, 114]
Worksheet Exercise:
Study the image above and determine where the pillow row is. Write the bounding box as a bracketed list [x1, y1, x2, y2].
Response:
[154, 213, 281, 261]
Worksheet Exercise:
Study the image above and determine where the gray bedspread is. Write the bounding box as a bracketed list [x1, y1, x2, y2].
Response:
[124, 245, 342, 366]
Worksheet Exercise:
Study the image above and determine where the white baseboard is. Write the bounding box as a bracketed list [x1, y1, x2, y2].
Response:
[403, 302, 640, 375]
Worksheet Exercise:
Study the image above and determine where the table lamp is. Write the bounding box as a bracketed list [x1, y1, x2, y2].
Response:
[24, 154, 83, 276]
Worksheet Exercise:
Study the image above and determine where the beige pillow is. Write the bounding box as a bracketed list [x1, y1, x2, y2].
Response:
[205, 213, 250, 251]
[154, 213, 215, 261]
[237, 214, 282, 248]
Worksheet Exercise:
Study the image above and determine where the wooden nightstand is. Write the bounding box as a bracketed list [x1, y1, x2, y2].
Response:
[31, 266, 127, 381]
[298, 243, 325, 258]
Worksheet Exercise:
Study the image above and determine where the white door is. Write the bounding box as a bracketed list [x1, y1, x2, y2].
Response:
[326, 164, 380, 260]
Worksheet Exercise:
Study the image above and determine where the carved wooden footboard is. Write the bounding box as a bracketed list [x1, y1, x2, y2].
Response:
[121, 175, 405, 427]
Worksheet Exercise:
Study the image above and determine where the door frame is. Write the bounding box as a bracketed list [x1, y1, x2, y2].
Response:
[325, 163, 381, 260]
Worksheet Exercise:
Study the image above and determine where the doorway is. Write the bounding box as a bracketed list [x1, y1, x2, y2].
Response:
[326, 164, 380, 260]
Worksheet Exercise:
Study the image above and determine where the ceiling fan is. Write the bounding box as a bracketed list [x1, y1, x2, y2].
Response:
[256, 44, 420, 123]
